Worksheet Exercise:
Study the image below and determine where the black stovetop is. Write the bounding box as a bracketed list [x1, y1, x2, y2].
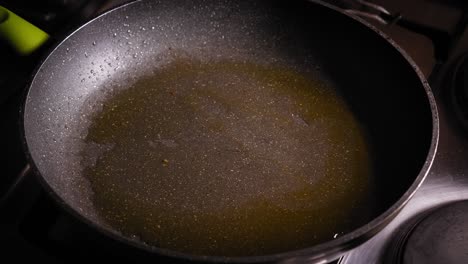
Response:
[1, 1, 468, 263]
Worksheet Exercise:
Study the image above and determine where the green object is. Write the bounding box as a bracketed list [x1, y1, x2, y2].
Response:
[0, 5, 49, 55]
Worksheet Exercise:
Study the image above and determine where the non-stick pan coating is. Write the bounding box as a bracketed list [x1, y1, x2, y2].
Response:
[23, 0, 437, 262]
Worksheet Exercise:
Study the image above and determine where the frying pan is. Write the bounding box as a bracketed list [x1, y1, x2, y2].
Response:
[1, 0, 438, 263]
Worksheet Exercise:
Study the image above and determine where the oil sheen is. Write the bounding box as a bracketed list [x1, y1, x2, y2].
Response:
[81, 56, 374, 257]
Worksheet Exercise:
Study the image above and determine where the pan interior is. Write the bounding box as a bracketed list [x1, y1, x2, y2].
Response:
[80, 52, 374, 256]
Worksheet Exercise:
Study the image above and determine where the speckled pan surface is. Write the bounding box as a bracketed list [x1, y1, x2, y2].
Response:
[23, 0, 437, 262]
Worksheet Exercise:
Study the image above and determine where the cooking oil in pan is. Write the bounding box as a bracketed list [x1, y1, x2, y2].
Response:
[81, 56, 374, 256]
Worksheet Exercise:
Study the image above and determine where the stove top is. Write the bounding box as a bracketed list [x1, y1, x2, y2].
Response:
[1, 0, 467, 263]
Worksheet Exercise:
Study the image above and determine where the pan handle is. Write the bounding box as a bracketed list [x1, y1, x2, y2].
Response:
[323, 0, 450, 62]
[0, 5, 49, 55]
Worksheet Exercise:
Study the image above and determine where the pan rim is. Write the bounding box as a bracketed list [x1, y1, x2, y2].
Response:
[20, 0, 439, 263]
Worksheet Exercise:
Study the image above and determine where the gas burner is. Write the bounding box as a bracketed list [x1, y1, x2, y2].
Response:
[401, 200, 468, 264]
[381, 211, 431, 264]
[451, 53, 468, 134]
[340, 194, 468, 264]
[379, 200, 468, 264]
